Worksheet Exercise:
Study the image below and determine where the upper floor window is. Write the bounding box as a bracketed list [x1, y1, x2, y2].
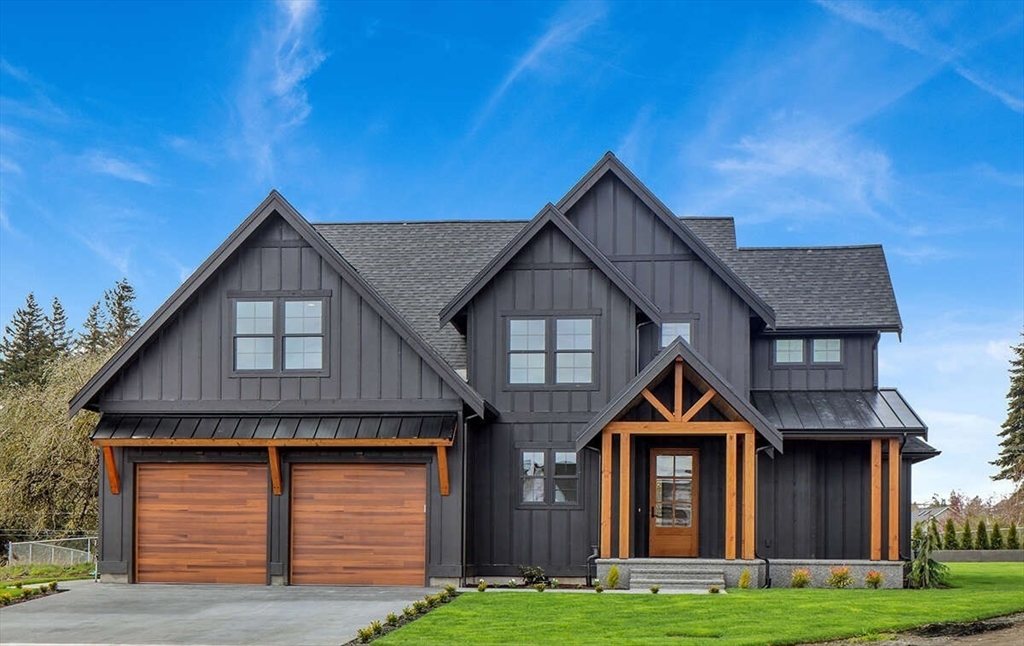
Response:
[520, 448, 579, 505]
[660, 322, 692, 348]
[508, 317, 594, 386]
[233, 297, 326, 373]
[775, 338, 804, 363]
[812, 338, 841, 363]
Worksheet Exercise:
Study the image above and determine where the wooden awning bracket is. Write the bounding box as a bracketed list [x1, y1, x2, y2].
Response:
[268, 446, 282, 496]
[436, 446, 450, 496]
[103, 446, 121, 495]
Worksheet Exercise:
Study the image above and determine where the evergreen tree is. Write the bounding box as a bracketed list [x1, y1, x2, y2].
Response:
[991, 521, 1004, 549]
[46, 296, 74, 358]
[943, 517, 959, 549]
[928, 518, 942, 549]
[78, 301, 109, 354]
[976, 520, 990, 549]
[0, 293, 51, 387]
[961, 520, 973, 549]
[992, 334, 1024, 490]
[103, 278, 140, 347]
[1008, 522, 1021, 550]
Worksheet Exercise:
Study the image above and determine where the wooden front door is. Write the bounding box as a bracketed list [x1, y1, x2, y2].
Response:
[649, 449, 699, 557]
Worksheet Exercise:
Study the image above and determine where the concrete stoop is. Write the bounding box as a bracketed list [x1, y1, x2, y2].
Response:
[627, 564, 725, 591]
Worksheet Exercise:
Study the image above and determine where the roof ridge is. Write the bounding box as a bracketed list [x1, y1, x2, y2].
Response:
[313, 219, 528, 226]
[677, 216, 735, 221]
[736, 244, 884, 251]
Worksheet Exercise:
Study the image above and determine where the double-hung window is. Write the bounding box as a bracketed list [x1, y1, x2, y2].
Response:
[509, 319, 546, 384]
[283, 301, 323, 369]
[508, 317, 594, 386]
[235, 301, 275, 370]
[520, 448, 579, 505]
[232, 296, 326, 373]
[555, 319, 592, 384]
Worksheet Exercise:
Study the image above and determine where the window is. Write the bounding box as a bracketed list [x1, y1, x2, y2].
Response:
[660, 322, 692, 348]
[812, 338, 841, 363]
[520, 449, 579, 505]
[233, 296, 326, 372]
[775, 339, 804, 363]
[508, 317, 595, 386]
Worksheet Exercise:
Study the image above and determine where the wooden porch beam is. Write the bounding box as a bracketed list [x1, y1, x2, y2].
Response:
[102, 446, 120, 495]
[268, 446, 282, 495]
[725, 433, 737, 560]
[673, 358, 684, 420]
[742, 434, 755, 560]
[888, 438, 900, 560]
[92, 437, 453, 448]
[437, 445, 450, 497]
[870, 438, 882, 560]
[600, 429, 612, 558]
[681, 388, 717, 423]
[618, 433, 631, 559]
[605, 421, 753, 435]
[641, 388, 675, 423]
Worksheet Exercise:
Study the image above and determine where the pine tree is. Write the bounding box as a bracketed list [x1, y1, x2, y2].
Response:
[0, 293, 51, 387]
[103, 278, 140, 348]
[991, 521, 1004, 549]
[78, 302, 109, 355]
[46, 296, 74, 358]
[976, 520, 990, 549]
[992, 334, 1024, 490]
[943, 517, 959, 549]
[1008, 522, 1021, 550]
[961, 520, 973, 549]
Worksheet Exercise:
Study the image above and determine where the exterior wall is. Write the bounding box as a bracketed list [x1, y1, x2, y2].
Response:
[595, 559, 904, 589]
[751, 333, 879, 391]
[564, 174, 752, 395]
[96, 215, 460, 412]
[98, 441, 464, 581]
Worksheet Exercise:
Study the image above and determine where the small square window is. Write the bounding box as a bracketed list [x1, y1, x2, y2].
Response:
[775, 339, 804, 363]
[661, 322, 691, 347]
[284, 336, 323, 370]
[236, 300, 273, 335]
[235, 337, 273, 370]
[555, 351, 592, 383]
[813, 338, 841, 363]
[510, 352, 546, 384]
[556, 319, 592, 350]
[284, 300, 322, 334]
[510, 319, 545, 351]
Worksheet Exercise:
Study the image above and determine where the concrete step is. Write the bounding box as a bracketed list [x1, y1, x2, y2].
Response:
[628, 568, 726, 590]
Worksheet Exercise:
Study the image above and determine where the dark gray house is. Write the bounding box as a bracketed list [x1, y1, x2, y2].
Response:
[71, 153, 936, 588]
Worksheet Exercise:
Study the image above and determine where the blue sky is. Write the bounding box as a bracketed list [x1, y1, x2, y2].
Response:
[1, 0, 1021, 500]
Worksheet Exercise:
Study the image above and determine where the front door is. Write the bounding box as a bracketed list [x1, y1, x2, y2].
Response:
[649, 449, 699, 557]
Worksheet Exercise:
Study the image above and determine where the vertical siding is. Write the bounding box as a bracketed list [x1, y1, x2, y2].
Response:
[751, 333, 879, 391]
[96, 215, 459, 408]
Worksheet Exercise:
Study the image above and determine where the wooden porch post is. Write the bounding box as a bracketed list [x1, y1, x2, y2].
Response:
[725, 433, 737, 560]
[601, 429, 612, 558]
[741, 433, 755, 560]
[618, 432, 631, 559]
[888, 438, 901, 560]
[870, 439, 882, 560]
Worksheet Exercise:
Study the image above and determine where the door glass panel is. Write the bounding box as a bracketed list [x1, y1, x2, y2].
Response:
[656, 455, 673, 477]
[675, 455, 692, 477]
[654, 453, 694, 527]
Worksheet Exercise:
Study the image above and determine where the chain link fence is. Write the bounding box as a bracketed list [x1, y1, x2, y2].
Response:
[6, 537, 97, 566]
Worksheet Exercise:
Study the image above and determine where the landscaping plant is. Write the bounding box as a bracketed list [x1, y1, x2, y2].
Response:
[908, 522, 949, 588]
[826, 566, 853, 589]
[708, 586, 720, 593]
[518, 565, 547, 585]
[961, 519, 973, 549]
[738, 568, 751, 589]
[650, 585, 659, 594]
[477, 580, 487, 592]
[991, 521, 1004, 549]
[790, 568, 811, 588]
[607, 565, 620, 589]
[865, 570, 884, 589]
[976, 520, 990, 549]
[386, 612, 400, 627]
[943, 518, 960, 550]
[1008, 521, 1021, 549]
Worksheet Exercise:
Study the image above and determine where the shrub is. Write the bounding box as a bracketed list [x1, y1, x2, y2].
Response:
[607, 565, 620, 589]
[402, 606, 416, 619]
[12, 581, 23, 589]
[594, 584, 605, 593]
[1008, 522, 1021, 550]
[534, 583, 546, 592]
[826, 566, 853, 589]
[444, 583, 457, 595]
[22, 587, 35, 597]
[412, 600, 429, 614]
[370, 620, 384, 635]
[991, 521, 1004, 550]
[976, 520, 990, 549]
[908, 522, 949, 588]
[0, 593, 10, 606]
[865, 570, 884, 589]
[649, 585, 659, 594]
[549, 578, 559, 589]
[961, 520, 974, 549]
[576, 583, 584, 589]
[790, 568, 811, 588]
[386, 612, 400, 627]
[708, 586, 720, 594]
[944, 518, 960, 550]
[356, 627, 374, 643]
[437, 590, 451, 603]
[518, 565, 547, 585]
[506, 579, 518, 589]
[477, 580, 487, 592]
[738, 568, 751, 589]
[48, 581, 58, 591]
[425, 594, 440, 608]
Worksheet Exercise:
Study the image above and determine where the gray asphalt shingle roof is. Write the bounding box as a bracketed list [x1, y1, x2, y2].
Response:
[314, 216, 902, 368]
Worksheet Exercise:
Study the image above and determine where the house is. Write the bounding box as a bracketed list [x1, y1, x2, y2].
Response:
[71, 153, 937, 588]
[912, 505, 952, 528]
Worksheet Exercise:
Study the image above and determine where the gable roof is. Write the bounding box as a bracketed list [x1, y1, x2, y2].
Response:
[680, 217, 737, 255]
[69, 191, 493, 418]
[557, 153, 776, 328]
[438, 203, 662, 327]
[575, 338, 783, 452]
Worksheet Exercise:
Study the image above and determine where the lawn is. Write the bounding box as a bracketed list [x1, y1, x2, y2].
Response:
[0, 562, 94, 600]
[379, 563, 1024, 645]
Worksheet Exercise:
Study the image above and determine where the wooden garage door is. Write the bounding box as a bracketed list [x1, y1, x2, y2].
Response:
[291, 464, 426, 585]
[135, 463, 267, 584]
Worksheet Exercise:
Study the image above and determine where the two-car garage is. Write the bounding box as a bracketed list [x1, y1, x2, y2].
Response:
[132, 462, 427, 585]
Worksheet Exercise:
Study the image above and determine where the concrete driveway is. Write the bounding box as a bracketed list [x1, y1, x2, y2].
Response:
[0, 580, 440, 645]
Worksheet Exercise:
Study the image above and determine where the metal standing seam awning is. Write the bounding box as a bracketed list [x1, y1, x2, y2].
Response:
[750, 389, 927, 437]
[92, 414, 458, 498]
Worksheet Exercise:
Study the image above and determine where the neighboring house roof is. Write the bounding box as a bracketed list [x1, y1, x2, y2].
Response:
[751, 389, 927, 437]
[92, 414, 457, 442]
[438, 203, 663, 327]
[576, 338, 784, 452]
[912, 505, 950, 525]
[69, 191, 493, 418]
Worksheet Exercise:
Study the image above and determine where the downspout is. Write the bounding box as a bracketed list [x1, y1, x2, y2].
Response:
[583, 444, 602, 586]
[461, 412, 479, 587]
[755, 444, 775, 588]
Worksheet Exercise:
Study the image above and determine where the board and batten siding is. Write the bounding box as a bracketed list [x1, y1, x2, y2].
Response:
[751, 333, 879, 391]
[564, 174, 752, 395]
[96, 216, 459, 410]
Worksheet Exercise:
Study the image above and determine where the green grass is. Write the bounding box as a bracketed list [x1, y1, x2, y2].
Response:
[0, 562, 93, 584]
[379, 563, 1024, 645]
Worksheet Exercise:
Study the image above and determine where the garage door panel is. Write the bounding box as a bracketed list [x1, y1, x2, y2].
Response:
[135, 463, 267, 584]
[291, 463, 426, 585]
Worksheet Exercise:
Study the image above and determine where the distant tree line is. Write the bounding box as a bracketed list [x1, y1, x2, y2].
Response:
[0, 279, 141, 552]
[931, 518, 1023, 551]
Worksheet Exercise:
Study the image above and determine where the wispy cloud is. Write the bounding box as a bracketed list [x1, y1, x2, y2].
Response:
[0, 156, 22, 175]
[235, 0, 327, 180]
[890, 244, 956, 264]
[75, 232, 131, 276]
[617, 105, 655, 172]
[816, 0, 1024, 113]
[83, 151, 155, 185]
[469, 2, 607, 136]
